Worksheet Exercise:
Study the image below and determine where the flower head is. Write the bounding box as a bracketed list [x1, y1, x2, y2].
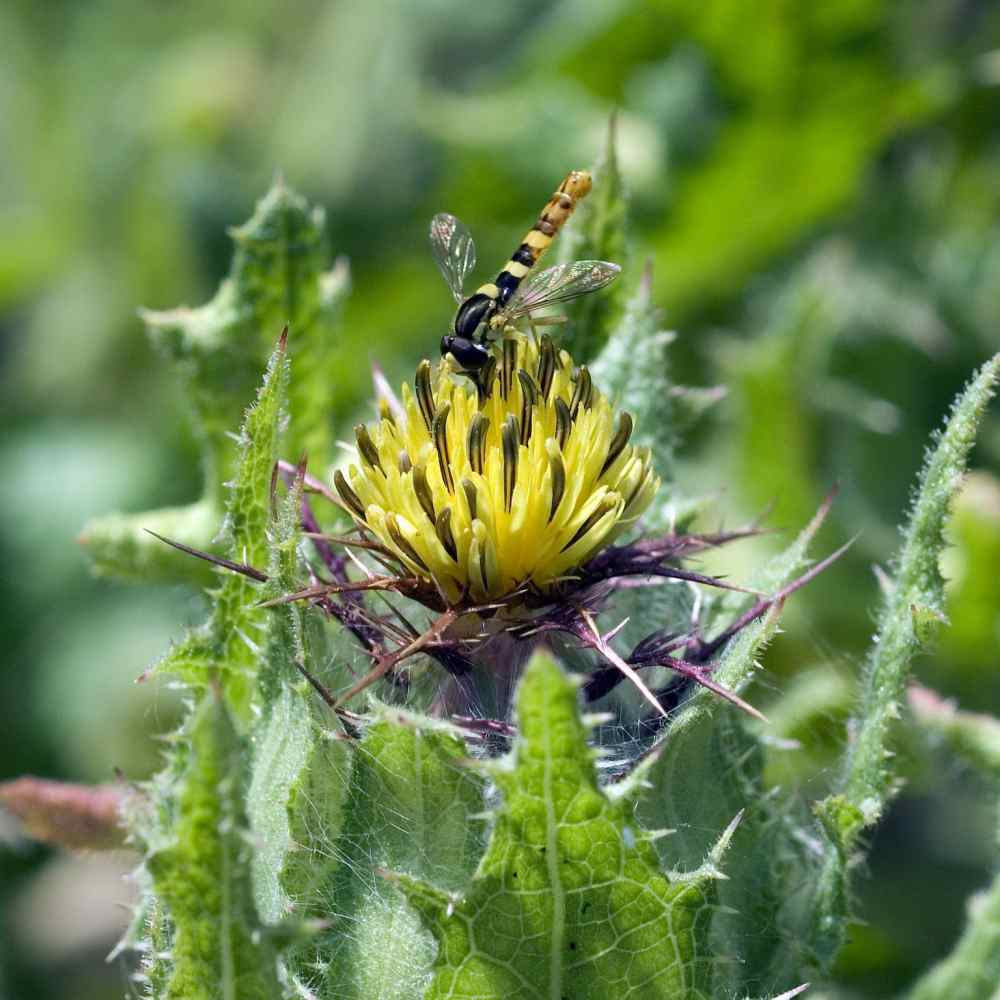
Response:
[335, 332, 659, 607]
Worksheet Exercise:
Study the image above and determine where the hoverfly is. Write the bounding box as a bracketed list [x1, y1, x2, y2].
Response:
[430, 170, 621, 372]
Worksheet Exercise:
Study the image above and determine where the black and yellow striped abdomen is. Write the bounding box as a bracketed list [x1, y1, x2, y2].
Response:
[452, 170, 592, 340]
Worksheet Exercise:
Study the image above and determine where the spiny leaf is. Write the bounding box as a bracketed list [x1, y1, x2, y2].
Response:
[248, 470, 351, 925]
[661, 492, 834, 748]
[155, 333, 288, 715]
[807, 354, 1000, 969]
[147, 692, 280, 1000]
[118, 889, 174, 1000]
[80, 180, 349, 584]
[558, 114, 629, 363]
[247, 682, 350, 927]
[79, 499, 219, 586]
[401, 653, 725, 1000]
[228, 181, 350, 463]
[634, 501, 834, 995]
[292, 711, 486, 1000]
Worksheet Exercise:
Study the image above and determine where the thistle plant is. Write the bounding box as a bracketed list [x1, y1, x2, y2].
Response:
[5, 138, 1000, 1000]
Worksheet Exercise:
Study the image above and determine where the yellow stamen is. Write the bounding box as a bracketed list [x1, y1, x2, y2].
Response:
[340, 332, 659, 605]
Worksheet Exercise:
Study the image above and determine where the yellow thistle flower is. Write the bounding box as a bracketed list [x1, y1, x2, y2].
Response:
[335, 332, 659, 607]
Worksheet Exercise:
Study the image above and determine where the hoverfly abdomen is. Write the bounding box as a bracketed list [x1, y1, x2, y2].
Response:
[495, 270, 522, 306]
[511, 245, 535, 268]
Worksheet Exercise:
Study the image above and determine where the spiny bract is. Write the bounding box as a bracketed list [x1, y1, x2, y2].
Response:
[336, 331, 659, 606]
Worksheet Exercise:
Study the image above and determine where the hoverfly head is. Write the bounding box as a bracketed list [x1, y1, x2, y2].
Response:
[440, 334, 491, 371]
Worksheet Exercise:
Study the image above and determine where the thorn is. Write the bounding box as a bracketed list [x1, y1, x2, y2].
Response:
[333, 609, 458, 708]
[805, 484, 839, 540]
[294, 662, 359, 739]
[143, 529, 269, 582]
[643, 827, 676, 842]
[602, 617, 630, 644]
[580, 609, 669, 721]
[662, 658, 768, 722]
[276, 459, 347, 511]
[257, 574, 425, 608]
[710, 809, 745, 865]
[695, 534, 853, 662]
[285, 452, 309, 515]
[872, 562, 895, 596]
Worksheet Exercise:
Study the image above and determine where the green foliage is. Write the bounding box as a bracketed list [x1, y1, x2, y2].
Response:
[400, 653, 726, 1000]
[637, 502, 834, 996]
[152, 333, 288, 715]
[7, 9, 1000, 994]
[147, 693, 280, 1000]
[79, 182, 348, 585]
[89, 151, 1000, 1000]
[300, 713, 486, 999]
[938, 473, 1000, 700]
[807, 355, 1000, 969]
[639, 0, 939, 319]
[246, 472, 350, 926]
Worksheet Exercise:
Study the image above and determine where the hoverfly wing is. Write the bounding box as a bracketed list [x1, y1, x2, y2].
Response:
[429, 213, 477, 304]
[503, 260, 621, 320]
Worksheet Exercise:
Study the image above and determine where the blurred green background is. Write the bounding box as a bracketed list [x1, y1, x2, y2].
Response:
[2, 1, 999, 997]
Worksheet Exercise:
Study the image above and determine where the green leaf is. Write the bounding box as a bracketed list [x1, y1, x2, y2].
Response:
[79, 498, 219, 586]
[156, 333, 289, 715]
[400, 652, 728, 1000]
[147, 692, 280, 1000]
[634, 501, 834, 995]
[248, 470, 351, 925]
[714, 287, 830, 535]
[288, 710, 486, 1000]
[248, 681, 351, 927]
[664, 492, 835, 749]
[228, 181, 350, 464]
[807, 354, 1000, 969]
[558, 115, 629, 363]
[79, 180, 349, 584]
[640, 2, 940, 321]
